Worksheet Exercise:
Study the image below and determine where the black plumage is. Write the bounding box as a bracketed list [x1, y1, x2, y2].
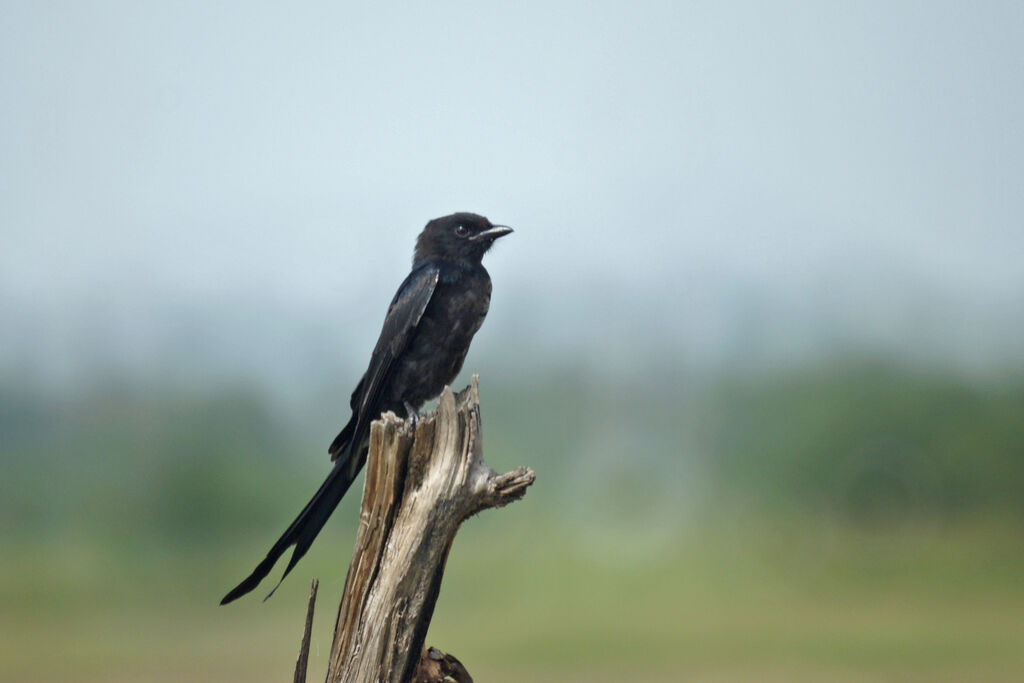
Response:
[220, 212, 511, 605]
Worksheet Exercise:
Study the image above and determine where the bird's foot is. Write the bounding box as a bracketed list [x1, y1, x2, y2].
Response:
[404, 401, 421, 428]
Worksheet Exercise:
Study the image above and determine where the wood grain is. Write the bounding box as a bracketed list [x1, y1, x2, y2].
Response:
[324, 376, 534, 683]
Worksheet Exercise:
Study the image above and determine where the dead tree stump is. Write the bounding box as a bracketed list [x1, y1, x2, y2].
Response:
[314, 376, 533, 683]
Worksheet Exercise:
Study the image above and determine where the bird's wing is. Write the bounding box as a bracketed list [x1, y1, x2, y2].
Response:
[329, 262, 440, 462]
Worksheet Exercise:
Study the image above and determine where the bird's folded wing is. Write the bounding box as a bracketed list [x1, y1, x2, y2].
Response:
[341, 263, 440, 466]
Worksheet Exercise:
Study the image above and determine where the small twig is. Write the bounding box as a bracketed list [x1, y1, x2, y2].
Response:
[293, 578, 319, 683]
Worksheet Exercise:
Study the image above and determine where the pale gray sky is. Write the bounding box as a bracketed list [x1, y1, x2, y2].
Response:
[2, 1, 1022, 385]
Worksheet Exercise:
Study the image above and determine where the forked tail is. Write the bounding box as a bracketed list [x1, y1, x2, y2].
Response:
[220, 446, 366, 605]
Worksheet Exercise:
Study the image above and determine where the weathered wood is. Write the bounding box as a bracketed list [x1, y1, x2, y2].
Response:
[324, 376, 534, 683]
[293, 579, 319, 683]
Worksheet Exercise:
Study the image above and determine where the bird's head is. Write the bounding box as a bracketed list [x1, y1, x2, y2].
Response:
[414, 212, 513, 266]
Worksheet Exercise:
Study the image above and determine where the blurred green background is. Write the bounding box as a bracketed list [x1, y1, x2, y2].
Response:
[2, 364, 1022, 682]
[3, 2, 1024, 682]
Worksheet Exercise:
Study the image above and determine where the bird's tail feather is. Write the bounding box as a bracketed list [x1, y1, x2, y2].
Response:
[220, 446, 366, 605]
[329, 416, 355, 461]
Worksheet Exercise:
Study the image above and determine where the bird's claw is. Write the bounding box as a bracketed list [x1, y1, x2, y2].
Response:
[404, 401, 420, 428]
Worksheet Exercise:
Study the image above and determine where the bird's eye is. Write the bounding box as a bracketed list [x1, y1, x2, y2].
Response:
[454, 225, 469, 237]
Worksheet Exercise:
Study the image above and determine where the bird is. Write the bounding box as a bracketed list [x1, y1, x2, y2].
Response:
[220, 212, 512, 604]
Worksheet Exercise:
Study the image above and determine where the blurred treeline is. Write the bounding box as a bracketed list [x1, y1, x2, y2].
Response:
[3, 357, 1022, 550]
[697, 361, 1024, 521]
[4, 357, 1024, 683]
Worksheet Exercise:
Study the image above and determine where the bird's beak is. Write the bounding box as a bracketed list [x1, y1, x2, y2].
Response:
[472, 225, 514, 241]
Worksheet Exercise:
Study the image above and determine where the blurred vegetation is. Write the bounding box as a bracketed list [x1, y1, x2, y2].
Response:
[697, 361, 1024, 521]
[1, 358, 1022, 681]
[1, 384, 307, 545]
